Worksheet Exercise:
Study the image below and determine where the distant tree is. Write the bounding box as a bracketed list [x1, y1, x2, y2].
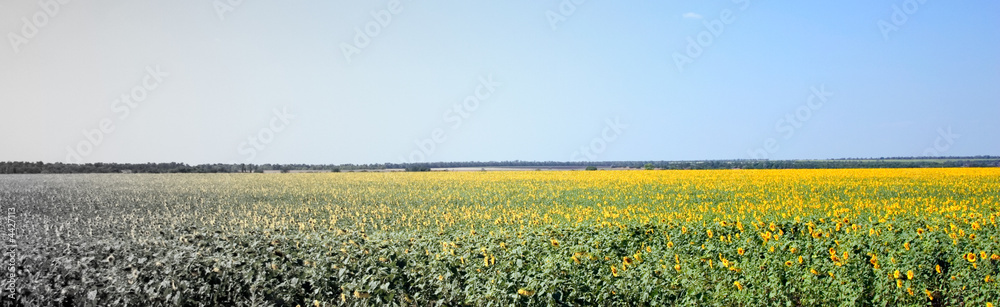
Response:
[585, 166, 598, 171]
[405, 165, 431, 172]
[644, 163, 655, 170]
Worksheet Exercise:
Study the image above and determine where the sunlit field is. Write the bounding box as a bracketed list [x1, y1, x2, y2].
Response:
[3, 168, 999, 306]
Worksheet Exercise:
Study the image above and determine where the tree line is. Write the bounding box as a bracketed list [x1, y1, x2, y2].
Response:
[0, 156, 997, 174]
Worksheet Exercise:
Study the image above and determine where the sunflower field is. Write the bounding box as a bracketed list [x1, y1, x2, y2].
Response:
[1, 168, 998, 306]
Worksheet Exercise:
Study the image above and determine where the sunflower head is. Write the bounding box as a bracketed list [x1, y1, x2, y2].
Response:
[966, 253, 977, 263]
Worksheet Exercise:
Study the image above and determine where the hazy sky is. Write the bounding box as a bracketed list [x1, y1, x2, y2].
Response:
[2, 1, 997, 164]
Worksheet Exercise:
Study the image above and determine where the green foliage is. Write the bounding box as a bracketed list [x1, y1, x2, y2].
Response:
[2, 172, 999, 306]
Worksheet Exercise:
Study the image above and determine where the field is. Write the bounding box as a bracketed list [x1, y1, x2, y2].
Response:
[2, 169, 999, 306]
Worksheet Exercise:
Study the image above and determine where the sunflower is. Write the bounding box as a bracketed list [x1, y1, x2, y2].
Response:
[935, 265, 942, 274]
[623, 256, 634, 267]
[893, 270, 901, 279]
[903, 242, 910, 251]
[965, 253, 977, 263]
[517, 288, 535, 296]
[737, 247, 745, 256]
[550, 239, 559, 247]
[906, 270, 914, 280]
[674, 264, 681, 272]
[733, 281, 744, 291]
[924, 289, 934, 301]
[784, 261, 793, 267]
[611, 265, 619, 277]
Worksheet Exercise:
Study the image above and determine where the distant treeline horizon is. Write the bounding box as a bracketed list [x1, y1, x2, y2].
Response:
[1, 156, 999, 174]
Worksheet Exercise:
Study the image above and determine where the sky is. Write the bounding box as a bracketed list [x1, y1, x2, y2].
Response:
[1, 1, 997, 165]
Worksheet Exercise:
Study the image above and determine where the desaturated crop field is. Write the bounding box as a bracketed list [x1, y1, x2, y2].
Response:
[2, 169, 999, 306]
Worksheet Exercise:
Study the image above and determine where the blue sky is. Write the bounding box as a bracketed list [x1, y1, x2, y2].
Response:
[1, 1, 997, 164]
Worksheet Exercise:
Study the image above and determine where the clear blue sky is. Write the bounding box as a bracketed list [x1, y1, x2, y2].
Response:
[1, 1, 997, 164]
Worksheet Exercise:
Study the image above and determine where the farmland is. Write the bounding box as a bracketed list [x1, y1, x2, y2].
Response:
[2, 168, 999, 306]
